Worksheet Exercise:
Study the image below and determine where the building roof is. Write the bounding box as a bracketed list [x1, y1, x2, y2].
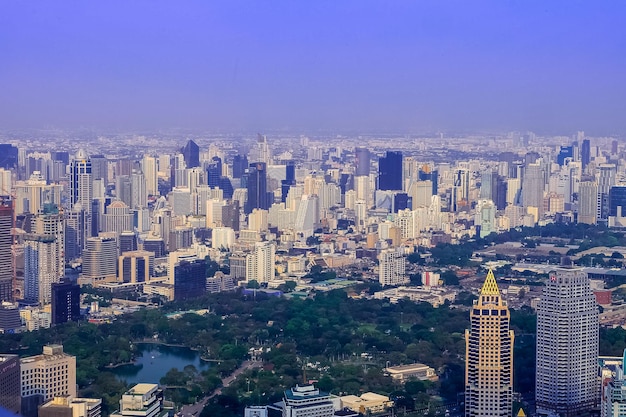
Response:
[480, 269, 500, 296]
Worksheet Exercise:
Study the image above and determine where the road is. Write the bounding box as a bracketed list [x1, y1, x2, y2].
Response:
[177, 360, 263, 417]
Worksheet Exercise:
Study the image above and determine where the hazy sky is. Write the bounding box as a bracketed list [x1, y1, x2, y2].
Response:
[1, 1, 625, 134]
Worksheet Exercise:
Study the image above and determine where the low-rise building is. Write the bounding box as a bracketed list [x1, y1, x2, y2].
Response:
[340, 393, 394, 415]
[385, 363, 438, 382]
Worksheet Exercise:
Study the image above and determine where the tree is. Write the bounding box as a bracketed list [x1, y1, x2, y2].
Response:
[247, 280, 260, 289]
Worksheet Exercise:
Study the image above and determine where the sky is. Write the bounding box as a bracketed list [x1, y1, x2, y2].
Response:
[1, 1, 626, 134]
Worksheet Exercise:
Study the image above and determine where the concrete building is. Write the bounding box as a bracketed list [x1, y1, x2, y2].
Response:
[118, 250, 154, 283]
[0, 199, 11, 301]
[378, 247, 407, 286]
[385, 363, 437, 382]
[20, 345, 77, 417]
[282, 384, 334, 417]
[340, 393, 393, 415]
[110, 383, 167, 417]
[39, 396, 102, 417]
[536, 267, 599, 417]
[80, 237, 118, 286]
[0, 354, 20, 414]
[246, 241, 276, 284]
[464, 269, 514, 417]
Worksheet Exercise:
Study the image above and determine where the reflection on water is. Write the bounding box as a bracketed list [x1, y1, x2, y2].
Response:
[111, 343, 209, 385]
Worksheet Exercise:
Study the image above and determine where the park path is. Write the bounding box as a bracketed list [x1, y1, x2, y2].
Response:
[176, 360, 263, 417]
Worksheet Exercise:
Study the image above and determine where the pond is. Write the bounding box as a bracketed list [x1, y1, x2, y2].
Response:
[111, 343, 209, 385]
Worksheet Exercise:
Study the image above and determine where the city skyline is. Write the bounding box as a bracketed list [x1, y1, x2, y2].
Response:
[1, 2, 626, 134]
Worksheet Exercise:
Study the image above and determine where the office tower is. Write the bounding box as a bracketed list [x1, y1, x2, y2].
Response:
[81, 237, 117, 286]
[0, 199, 13, 301]
[244, 162, 271, 214]
[181, 139, 200, 168]
[116, 174, 132, 207]
[355, 147, 371, 177]
[50, 281, 80, 324]
[65, 204, 89, 261]
[173, 258, 206, 301]
[248, 208, 269, 232]
[232, 154, 248, 179]
[102, 201, 133, 235]
[131, 170, 147, 208]
[282, 384, 334, 417]
[522, 162, 544, 221]
[378, 247, 407, 286]
[119, 231, 138, 253]
[20, 345, 77, 417]
[452, 168, 470, 211]
[536, 267, 599, 417]
[418, 167, 438, 195]
[475, 199, 496, 238]
[207, 156, 222, 187]
[90, 154, 108, 185]
[294, 195, 319, 237]
[110, 383, 165, 417]
[0, 168, 11, 196]
[14, 172, 63, 215]
[0, 355, 20, 414]
[378, 151, 403, 191]
[557, 145, 574, 166]
[24, 228, 64, 305]
[245, 241, 275, 283]
[118, 250, 154, 283]
[253, 134, 272, 165]
[578, 180, 598, 225]
[70, 150, 92, 214]
[598, 164, 617, 223]
[581, 139, 590, 170]
[0, 144, 18, 169]
[281, 161, 296, 204]
[464, 270, 514, 417]
[610, 186, 626, 220]
[613, 140, 619, 155]
[410, 180, 433, 208]
[141, 155, 158, 196]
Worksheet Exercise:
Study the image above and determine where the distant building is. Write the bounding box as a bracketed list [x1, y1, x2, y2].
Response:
[173, 258, 206, 301]
[51, 281, 80, 325]
[110, 383, 167, 417]
[385, 363, 437, 382]
[340, 393, 393, 415]
[282, 384, 334, 417]
[0, 199, 13, 301]
[378, 247, 407, 286]
[181, 139, 200, 169]
[246, 241, 276, 284]
[80, 237, 118, 286]
[378, 151, 403, 191]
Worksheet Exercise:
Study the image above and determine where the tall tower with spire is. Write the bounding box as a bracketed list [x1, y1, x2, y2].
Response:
[465, 269, 514, 417]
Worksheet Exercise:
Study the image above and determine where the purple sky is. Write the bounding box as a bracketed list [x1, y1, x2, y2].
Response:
[1, 1, 625, 134]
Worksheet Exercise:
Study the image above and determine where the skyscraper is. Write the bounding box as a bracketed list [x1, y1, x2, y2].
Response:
[0, 199, 13, 301]
[51, 281, 80, 324]
[581, 139, 590, 170]
[464, 269, 514, 417]
[244, 162, 271, 214]
[378, 247, 407, 286]
[378, 151, 403, 191]
[181, 139, 200, 168]
[522, 162, 544, 222]
[355, 147, 371, 177]
[69, 149, 92, 214]
[535, 267, 599, 417]
[245, 241, 275, 284]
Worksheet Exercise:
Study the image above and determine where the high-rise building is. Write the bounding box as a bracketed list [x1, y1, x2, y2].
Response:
[536, 267, 599, 417]
[464, 270, 514, 417]
[173, 258, 206, 301]
[244, 162, 271, 214]
[0, 354, 20, 414]
[0, 199, 13, 301]
[181, 139, 200, 169]
[355, 147, 371, 177]
[69, 149, 92, 214]
[51, 281, 80, 325]
[522, 162, 545, 222]
[282, 384, 334, 417]
[0, 144, 18, 169]
[118, 250, 154, 283]
[598, 164, 617, 223]
[20, 345, 77, 417]
[581, 139, 591, 171]
[141, 155, 158, 196]
[378, 151, 403, 191]
[578, 180, 598, 225]
[80, 237, 117, 286]
[246, 241, 275, 284]
[378, 247, 407, 286]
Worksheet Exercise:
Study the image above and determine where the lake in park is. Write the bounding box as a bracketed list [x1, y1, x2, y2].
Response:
[111, 343, 209, 385]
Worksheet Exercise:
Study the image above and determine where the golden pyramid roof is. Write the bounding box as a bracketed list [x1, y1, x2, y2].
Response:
[516, 409, 526, 417]
[480, 269, 500, 296]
